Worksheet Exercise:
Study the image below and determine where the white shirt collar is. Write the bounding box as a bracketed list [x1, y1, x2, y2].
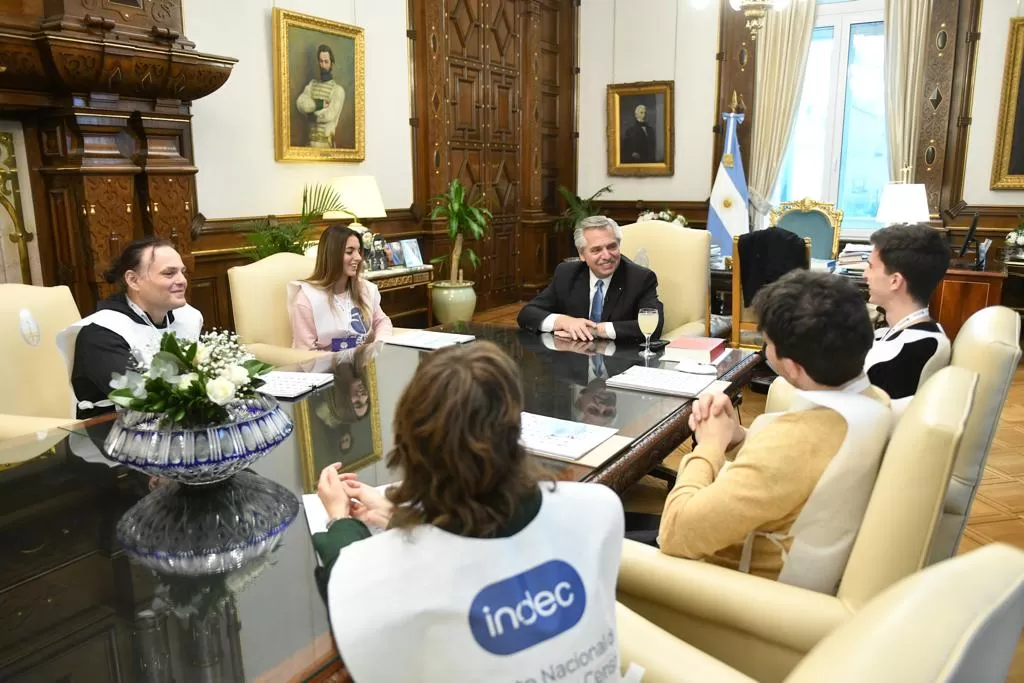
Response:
[589, 269, 612, 292]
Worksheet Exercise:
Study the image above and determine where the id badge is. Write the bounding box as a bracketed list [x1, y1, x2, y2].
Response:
[331, 335, 361, 352]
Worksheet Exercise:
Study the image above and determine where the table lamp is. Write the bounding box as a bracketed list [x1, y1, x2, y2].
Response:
[875, 182, 930, 226]
[323, 175, 387, 233]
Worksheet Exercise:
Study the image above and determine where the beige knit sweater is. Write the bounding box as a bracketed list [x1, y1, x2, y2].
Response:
[658, 386, 889, 580]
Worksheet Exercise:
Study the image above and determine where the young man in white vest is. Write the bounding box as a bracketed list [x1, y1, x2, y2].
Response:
[58, 237, 203, 418]
[862, 223, 950, 399]
[657, 271, 892, 593]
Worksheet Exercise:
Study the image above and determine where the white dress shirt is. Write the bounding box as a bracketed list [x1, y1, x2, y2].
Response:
[539, 271, 617, 339]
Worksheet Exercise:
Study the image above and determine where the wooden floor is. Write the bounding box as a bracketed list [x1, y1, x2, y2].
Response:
[477, 302, 1024, 680]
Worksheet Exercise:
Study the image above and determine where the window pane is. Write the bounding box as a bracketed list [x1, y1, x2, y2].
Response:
[836, 21, 888, 226]
[771, 26, 835, 206]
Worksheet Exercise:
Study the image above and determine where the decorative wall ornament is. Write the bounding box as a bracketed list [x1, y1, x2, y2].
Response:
[272, 8, 366, 162]
[606, 81, 675, 177]
[991, 17, 1024, 190]
[0, 133, 33, 284]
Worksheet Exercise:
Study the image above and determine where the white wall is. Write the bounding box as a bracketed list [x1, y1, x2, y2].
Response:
[577, 0, 720, 202]
[962, 2, 1024, 206]
[183, 0, 413, 219]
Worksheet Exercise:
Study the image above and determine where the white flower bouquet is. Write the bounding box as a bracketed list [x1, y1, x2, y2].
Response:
[109, 330, 272, 428]
[638, 209, 688, 227]
[1006, 229, 1024, 247]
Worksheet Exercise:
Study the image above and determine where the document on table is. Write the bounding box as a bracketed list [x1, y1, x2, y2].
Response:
[605, 366, 715, 398]
[257, 371, 333, 399]
[519, 412, 619, 462]
[380, 330, 476, 350]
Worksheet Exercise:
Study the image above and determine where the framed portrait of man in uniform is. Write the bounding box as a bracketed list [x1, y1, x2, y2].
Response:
[273, 8, 365, 162]
[606, 81, 674, 177]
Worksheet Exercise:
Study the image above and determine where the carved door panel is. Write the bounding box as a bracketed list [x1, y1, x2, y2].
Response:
[448, 63, 485, 144]
[447, 0, 484, 62]
[80, 175, 136, 298]
[142, 174, 194, 268]
[487, 70, 519, 148]
[488, 148, 519, 218]
[485, 0, 519, 70]
[489, 218, 518, 296]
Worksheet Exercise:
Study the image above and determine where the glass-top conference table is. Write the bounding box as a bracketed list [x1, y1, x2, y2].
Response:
[0, 324, 759, 682]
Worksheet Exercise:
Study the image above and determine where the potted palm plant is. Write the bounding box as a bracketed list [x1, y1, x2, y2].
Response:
[429, 179, 492, 323]
[556, 184, 612, 257]
[238, 184, 347, 261]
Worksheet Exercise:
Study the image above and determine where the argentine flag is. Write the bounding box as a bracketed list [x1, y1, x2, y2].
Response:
[706, 111, 750, 257]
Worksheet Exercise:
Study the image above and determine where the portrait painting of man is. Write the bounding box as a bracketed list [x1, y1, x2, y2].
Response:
[606, 81, 674, 177]
[273, 9, 365, 162]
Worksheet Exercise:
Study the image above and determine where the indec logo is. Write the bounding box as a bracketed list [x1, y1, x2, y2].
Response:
[468, 560, 587, 656]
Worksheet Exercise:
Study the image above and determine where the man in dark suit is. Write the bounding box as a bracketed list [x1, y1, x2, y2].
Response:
[622, 104, 656, 163]
[518, 215, 664, 342]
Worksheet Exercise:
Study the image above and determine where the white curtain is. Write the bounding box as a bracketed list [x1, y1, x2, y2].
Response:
[884, 0, 931, 182]
[748, 1, 817, 228]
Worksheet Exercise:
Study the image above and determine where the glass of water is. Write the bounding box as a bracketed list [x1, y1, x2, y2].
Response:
[637, 308, 659, 358]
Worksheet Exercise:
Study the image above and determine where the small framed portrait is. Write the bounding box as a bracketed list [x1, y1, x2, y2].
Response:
[606, 81, 674, 177]
[387, 241, 405, 267]
[992, 18, 1024, 189]
[296, 352, 383, 493]
[273, 8, 365, 162]
[400, 239, 423, 267]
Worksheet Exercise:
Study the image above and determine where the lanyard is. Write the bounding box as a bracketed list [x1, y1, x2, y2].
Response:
[126, 297, 164, 330]
[881, 308, 931, 341]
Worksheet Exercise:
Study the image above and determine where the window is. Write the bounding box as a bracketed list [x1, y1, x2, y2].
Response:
[771, 0, 888, 231]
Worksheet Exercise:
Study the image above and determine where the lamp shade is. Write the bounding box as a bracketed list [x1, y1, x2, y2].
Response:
[875, 183, 930, 225]
[322, 176, 387, 221]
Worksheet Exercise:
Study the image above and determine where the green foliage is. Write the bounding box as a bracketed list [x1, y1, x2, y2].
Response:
[238, 183, 349, 261]
[556, 185, 613, 233]
[428, 179, 492, 282]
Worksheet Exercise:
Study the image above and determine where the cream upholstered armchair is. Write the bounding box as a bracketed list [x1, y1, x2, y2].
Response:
[769, 198, 843, 261]
[617, 543, 1024, 683]
[928, 305, 1021, 563]
[619, 220, 710, 340]
[227, 253, 326, 366]
[617, 365, 978, 683]
[0, 284, 82, 441]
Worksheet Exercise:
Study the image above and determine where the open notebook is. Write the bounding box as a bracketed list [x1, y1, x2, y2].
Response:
[257, 371, 333, 399]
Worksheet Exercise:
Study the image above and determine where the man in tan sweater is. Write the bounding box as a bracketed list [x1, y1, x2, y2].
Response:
[658, 271, 889, 580]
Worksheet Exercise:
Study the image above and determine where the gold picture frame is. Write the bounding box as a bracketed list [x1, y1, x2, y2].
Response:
[296, 359, 383, 493]
[992, 17, 1024, 190]
[606, 81, 674, 177]
[272, 8, 366, 162]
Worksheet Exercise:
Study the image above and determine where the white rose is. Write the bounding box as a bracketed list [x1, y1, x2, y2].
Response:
[206, 377, 236, 405]
[177, 373, 198, 391]
[222, 365, 251, 387]
[194, 343, 211, 364]
[1008, 233, 1019, 246]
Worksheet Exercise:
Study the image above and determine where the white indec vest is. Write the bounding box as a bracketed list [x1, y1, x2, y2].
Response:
[287, 280, 381, 350]
[737, 375, 893, 594]
[327, 482, 624, 683]
[56, 304, 203, 412]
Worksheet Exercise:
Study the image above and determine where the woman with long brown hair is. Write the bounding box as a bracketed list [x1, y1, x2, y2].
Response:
[311, 341, 624, 682]
[288, 225, 393, 351]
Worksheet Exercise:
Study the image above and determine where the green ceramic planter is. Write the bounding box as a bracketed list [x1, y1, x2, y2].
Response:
[431, 280, 477, 324]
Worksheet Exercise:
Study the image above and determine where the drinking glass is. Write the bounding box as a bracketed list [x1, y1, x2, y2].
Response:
[637, 308, 659, 358]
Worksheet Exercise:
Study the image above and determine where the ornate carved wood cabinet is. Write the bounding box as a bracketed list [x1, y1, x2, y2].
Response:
[410, 0, 577, 309]
[0, 0, 234, 313]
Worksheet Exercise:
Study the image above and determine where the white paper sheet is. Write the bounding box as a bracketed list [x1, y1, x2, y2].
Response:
[380, 330, 476, 350]
[605, 366, 715, 398]
[257, 371, 333, 399]
[519, 412, 619, 462]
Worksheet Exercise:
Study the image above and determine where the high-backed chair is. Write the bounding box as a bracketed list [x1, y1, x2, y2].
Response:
[769, 198, 843, 261]
[226, 253, 325, 366]
[928, 305, 1021, 563]
[619, 220, 710, 339]
[617, 543, 1024, 683]
[0, 284, 81, 427]
[730, 231, 810, 349]
[617, 365, 977, 683]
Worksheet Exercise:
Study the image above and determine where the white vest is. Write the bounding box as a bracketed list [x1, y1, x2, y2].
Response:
[327, 482, 624, 683]
[287, 280, 381, 350]
[737, 375, 893, 594]
[56, 304, 203, 412]
[864, 326, 950, 374]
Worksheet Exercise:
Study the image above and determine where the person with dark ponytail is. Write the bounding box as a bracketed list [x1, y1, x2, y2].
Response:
[57, 237, 203, 418]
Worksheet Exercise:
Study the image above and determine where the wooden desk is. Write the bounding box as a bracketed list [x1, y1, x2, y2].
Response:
[364, 264, 434, 327]
[930, 261, 1008, 341]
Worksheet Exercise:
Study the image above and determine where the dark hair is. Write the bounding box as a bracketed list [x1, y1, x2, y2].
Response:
[306, 225, 370, 325]
[753, 270, 873, 387]
[385, 341, 541, 536]
[316, 44, 335, 67]
[103, 236, 176, 290]
[870, 224, 950, 304]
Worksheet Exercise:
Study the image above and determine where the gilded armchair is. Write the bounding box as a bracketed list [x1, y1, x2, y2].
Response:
[769, 198, 843, 261]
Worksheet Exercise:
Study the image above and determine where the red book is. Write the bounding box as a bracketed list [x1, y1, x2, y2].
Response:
[664, 337, 727, 363]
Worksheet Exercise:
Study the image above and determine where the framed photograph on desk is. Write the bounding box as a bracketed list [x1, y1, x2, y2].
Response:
[295, 355, 383, 493]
